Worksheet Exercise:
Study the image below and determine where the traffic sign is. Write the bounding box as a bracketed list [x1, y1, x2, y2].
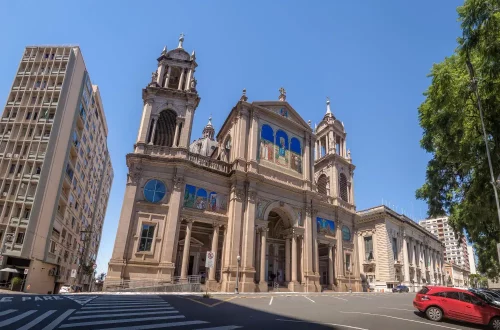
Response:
[205, 251, 214, 268]
[24, 269, 28, 275]
[71, 269, 77, 278]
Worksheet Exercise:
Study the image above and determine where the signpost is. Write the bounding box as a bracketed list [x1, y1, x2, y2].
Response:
[205, 251, 214, 268]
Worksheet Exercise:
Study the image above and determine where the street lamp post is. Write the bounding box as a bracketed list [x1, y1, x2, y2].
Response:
[235, 255, 240, 294]
[465, 58, 500, 234]
[348, 262, 354, 293]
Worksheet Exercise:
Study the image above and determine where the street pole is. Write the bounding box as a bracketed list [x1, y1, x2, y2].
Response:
[465, 58, 500, 233]
[235, 255, 240, 294]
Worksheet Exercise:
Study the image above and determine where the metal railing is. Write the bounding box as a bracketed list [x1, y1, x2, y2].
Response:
[104, 275, 201, 293]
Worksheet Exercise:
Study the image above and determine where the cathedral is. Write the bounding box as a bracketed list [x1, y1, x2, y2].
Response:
[106, 35, 361, 292]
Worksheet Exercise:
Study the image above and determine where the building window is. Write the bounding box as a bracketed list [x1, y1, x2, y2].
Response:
[364, 236, 374, 260]
[15, 232, 25, 244]
[339, 173, 348, 202]
[342, 225, 351, 241]
[143, 179, 166, 203]
[50, 240, 56, 253]
[138, 224, 155, 252]
[345, 253, 352, 273]
[392, 237, 398, 261]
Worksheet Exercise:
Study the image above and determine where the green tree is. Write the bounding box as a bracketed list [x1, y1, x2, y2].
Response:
[417, 0, 500, 278]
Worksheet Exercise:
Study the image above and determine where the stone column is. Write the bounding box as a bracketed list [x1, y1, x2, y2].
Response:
[156, 65, 165, 85]
[185, 68, 193, 91]
[178, 68, 186, 90]
[328, 244, 334, 287]
[402, 236, 410, 284]
[136, 100, 153, 147]
[285, 237, 291, 282]
[303, 135, 310, 184]
[255, 230, 261, 282]
[291, 233, 297, 282]
[164, 66, 172, 87]
[208, 224, 220, 281]
[180, 220, 193, 279]
[241, 189, 257, 291]
[148, 116, 158, 144]
[273, 244, 279, 276]
[173, 122, 180, 147]
[258, 228, 268, 290]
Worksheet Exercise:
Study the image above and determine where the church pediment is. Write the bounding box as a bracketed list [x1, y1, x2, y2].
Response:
[253, 102, 312, 131]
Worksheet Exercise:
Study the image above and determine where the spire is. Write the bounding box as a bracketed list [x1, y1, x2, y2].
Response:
[191, 50, 196, 60]
[202, 115, 215, 140]
[178, 33, 185, 49]
[240, 88, 248, 102]
[161, 46, 167, 55]
[326, 97, 332, 114]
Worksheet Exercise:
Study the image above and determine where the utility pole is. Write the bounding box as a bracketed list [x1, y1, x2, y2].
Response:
[465, 56, 500, 260]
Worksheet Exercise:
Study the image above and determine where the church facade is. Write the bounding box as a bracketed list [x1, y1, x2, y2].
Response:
[106, 35, 361, 292]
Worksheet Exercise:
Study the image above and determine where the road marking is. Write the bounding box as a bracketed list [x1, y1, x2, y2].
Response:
[81, 303, 170, 309]
[0, 309, 16, 316]
[0, 310, 37, 327]
[331, 296, 348, 301]
[42, 309, 76, 330]
[276, 319, 369, 330]
[17, 310, 56, 330]
[60, 315, 185, 328]
[195, 326, 242, 330]
[85, 302, 167, 306]
[379, 307, 416, 312]
[69, 310, 179, 320]
[184, 296, 237, 308]
[98, 320, 208, 330]
[90, 299, 165, 302]
[338, 312, 462, 330]
[269, 297, 273, 305]
[76, 307, 174, 314]
[352, 296, 372, 300]
[304, 296, 315, 303]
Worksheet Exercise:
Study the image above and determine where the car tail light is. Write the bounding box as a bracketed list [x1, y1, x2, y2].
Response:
[421, 295, 430, 301]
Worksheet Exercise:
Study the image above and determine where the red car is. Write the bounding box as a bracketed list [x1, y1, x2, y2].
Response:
[413, 286, 500, 329]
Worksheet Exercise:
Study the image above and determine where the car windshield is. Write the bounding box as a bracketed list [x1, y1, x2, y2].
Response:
[470, 289, 499, 304]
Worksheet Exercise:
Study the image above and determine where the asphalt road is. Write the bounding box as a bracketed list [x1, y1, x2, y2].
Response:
[0, 292, 484, 329]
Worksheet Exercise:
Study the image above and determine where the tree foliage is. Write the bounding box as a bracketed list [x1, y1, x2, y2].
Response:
[417, 0, 500, 278]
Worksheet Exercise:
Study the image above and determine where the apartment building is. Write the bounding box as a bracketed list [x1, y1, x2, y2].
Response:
[419, 217, 470, 272]
[0, 46, 113, 294]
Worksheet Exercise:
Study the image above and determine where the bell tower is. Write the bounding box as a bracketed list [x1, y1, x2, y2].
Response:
[135, 34, 201, 153]
[313, 98, 355, 206]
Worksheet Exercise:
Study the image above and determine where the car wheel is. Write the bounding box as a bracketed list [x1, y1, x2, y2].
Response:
[490, 317, 500, 330]
[426, 307, 443, 322]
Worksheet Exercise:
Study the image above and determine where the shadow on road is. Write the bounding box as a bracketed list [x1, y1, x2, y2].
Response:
[172, 295, 343, 329]
[413, 311, 484, 329]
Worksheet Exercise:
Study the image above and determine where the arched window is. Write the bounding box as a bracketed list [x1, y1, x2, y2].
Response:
[261, 124, 274, 142]
[290, 137, 301, 155]
[317, 174, 329, 195]
[154, 110, 177, 147]
[260, 125, 273, 161]
[290, 137, 302, 173]
[339, 173, 348, 202]
[223, 136, 231, 162]
[167, 67, 182, 89]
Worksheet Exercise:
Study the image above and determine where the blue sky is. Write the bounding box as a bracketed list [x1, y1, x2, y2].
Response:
[0, 0, 464, 274]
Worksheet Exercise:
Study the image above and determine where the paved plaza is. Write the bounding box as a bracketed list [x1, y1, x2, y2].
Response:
[0, 292, 484, 329]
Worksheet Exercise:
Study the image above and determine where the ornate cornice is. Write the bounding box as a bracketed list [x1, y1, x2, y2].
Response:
[248, 191, 257, 203]
[127, 163, 142, 185]
[173, 176, 185, 191]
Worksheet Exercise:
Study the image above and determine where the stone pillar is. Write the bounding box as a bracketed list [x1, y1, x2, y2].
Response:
[285, 237, 291, 282]
[328, 244, 334, 287]
[164, 66, 172, 87]
[255, 230, 261, 282]
[148, 116, 158, 144]
[258, 228, 268, 291]
[403, 236, 410, 284]
[208, 224, 220, 281]
[172, 122, 180, 147]
[156, 65, 165, 85]
[185, 68, 193, 91]
[303, 135, 310, 184]
[240, 190, 257, 291]
[136, 100, 153, 147]
[180, 220, 193, 279]
[273, 244, 279, 276]
[291, 233, 297, 282]
[178, 68, 186, 90]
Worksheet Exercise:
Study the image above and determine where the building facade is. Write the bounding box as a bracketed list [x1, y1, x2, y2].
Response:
[419, 217, 470, 271]
[106, 35, 361, 292]
[0, 46, 113, 294]
[467, 245, 477, 274]
[356, 206, 445, 292]
[444, 262, 470, 288]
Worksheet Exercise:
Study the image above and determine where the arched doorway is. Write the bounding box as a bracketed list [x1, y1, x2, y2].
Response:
[267, 211, 287, 285]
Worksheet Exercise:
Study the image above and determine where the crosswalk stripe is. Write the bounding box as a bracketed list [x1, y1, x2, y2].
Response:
[81, 303, 170, 309]
[59, 315, 185, 328]
[69, 310, 179, 320]
[89, 300, 164, 303]
[0, 309, 16, 317]
[98, 320, 209, 330]
[195, 326, 243, 330]
[42, 309, 76, 330]
[17, 310, 56, 330]
[76, 307, 174, 314]
[0, 310, 37, 327]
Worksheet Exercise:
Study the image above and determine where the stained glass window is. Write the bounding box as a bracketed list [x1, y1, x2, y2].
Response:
[342, 225, 351, 241]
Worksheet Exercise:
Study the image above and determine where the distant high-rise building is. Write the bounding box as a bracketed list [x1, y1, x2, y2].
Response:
[0, 46, 113, 294]
[467, 245, 477, 274]
[419, 217, 470, 272]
